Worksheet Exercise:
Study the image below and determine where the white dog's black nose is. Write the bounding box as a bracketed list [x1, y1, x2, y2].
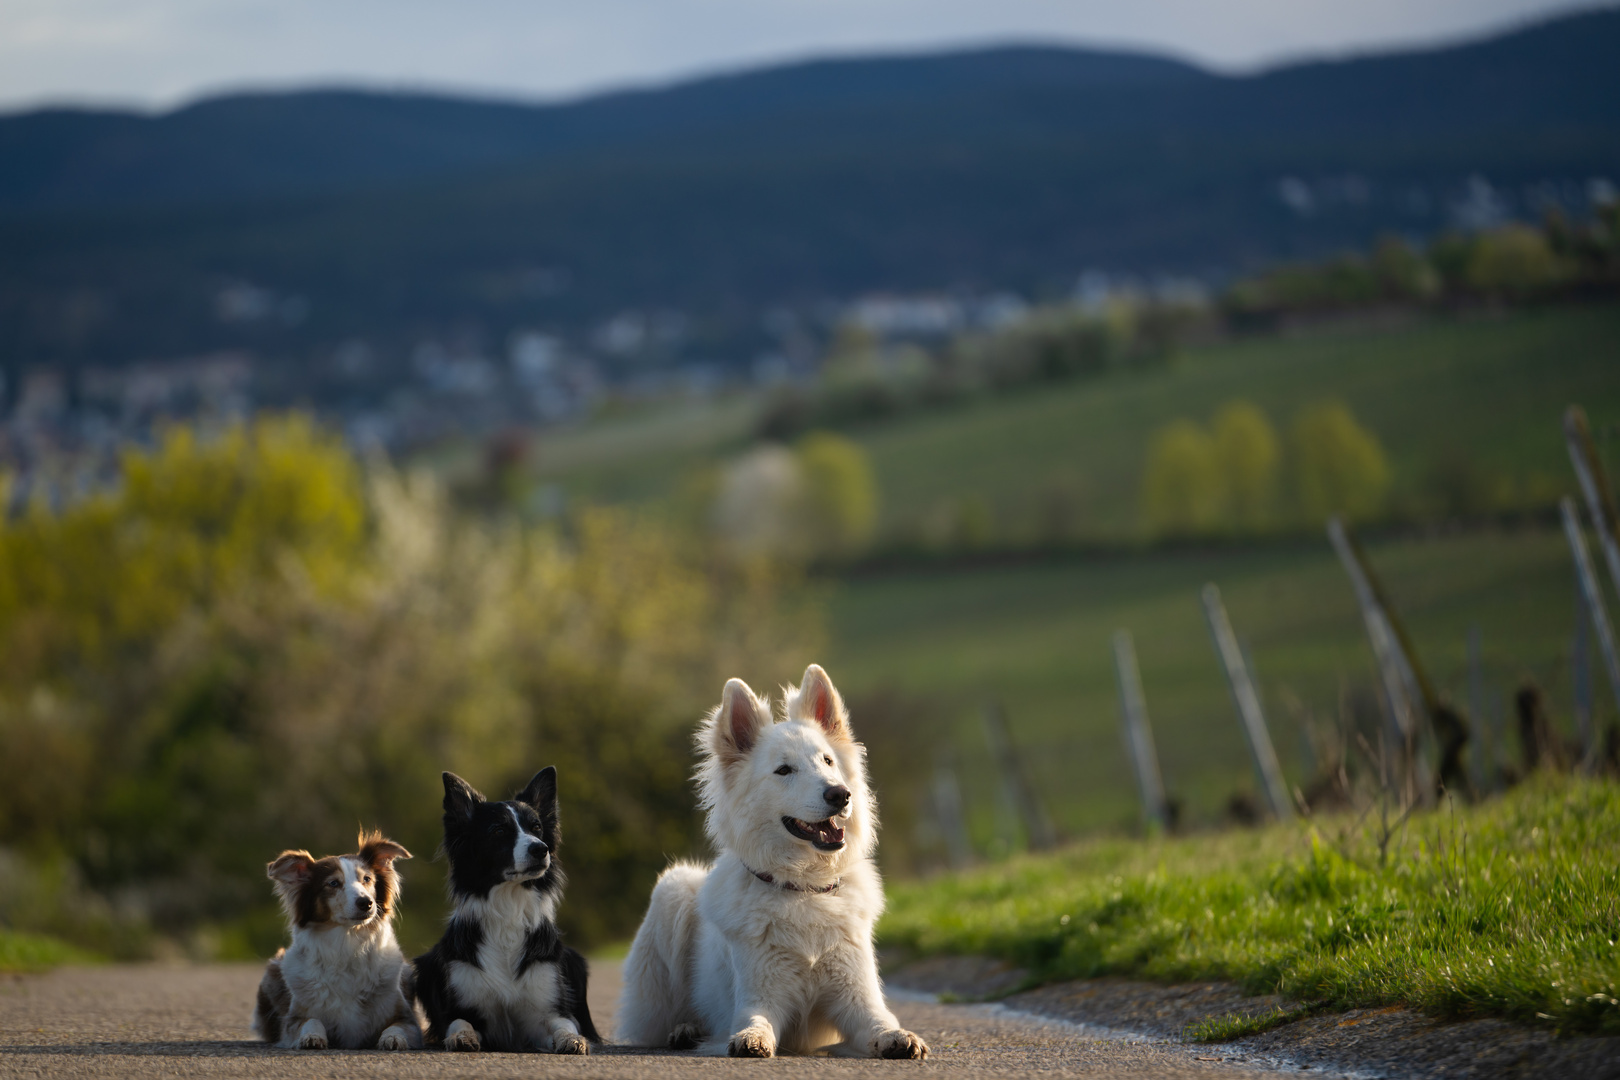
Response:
[823, 785, 851, 810]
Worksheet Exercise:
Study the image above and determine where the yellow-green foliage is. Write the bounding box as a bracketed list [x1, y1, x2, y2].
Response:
[797, 432, 878, 558]
[882, 778, 1620, 1035]
[1142, 420, 1222, 535]
[1288, 401, 1390, 523]
[1466, 225, 1567, 298]
[1211, 401, 1280, 530]
[0, 416, 815, 953]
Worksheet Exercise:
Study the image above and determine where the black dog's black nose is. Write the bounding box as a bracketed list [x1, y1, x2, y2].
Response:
[528, 840, 549, 859]
[823, 785, 851, 810]
[356, 895, 373, 912]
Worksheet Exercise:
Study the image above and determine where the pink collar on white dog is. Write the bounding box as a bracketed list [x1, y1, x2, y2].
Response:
[746, 865, 840, 894]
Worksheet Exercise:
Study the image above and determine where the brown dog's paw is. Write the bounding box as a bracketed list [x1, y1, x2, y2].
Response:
[875, 1028, 929, 1060]
[728, 1027, 775, 1058]
[668, 1023, 703, 1050]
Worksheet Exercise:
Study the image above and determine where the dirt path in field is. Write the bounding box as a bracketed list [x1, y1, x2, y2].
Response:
[0, 961, 1306, 1079]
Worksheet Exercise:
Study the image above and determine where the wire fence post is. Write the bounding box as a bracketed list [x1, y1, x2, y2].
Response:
[1467, 624, 1494, 793]
[1201, 583, 1293, 820]
[1112, 630, 1171, 832]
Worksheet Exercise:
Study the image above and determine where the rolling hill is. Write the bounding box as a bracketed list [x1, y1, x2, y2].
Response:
[1, 7, 1618, 375]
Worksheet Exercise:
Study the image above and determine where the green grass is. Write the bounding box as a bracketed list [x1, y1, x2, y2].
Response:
[827, 527, 1586, 839]
[1186, 1005, 1315, 1043]
[0, 928, 98, 972]
[880, 778, 1620, 1035]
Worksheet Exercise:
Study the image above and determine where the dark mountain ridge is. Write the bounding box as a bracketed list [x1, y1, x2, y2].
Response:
[0, 7, 1617, 373]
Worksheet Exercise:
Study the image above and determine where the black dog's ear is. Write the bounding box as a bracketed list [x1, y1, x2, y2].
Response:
[517, 766, 557, 813]
[443, 771, 484, 819]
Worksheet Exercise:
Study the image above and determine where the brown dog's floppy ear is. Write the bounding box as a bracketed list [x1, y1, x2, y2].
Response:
[267, 850, 315, 887]
[357, 831, 411, 868]
[792, 664, 851, 741]
[712, 678, 767, 763]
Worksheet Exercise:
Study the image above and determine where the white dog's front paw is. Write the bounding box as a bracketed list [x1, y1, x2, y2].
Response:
[874, 1028, 929, 1060]
[728, 1026, 775, 1058]
[377, 1024, 413, 1051]
[444, 1019, 482, 1052]
[553, 1032, 590, 1055]
[668, 1022, 703, 1050]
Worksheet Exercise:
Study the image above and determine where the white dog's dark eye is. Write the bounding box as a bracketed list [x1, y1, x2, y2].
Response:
[775, 764, 793, 775]
[823, 755, 833, 765]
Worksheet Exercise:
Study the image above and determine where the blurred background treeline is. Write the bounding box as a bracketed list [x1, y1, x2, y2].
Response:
[2, 5, 1620, 962]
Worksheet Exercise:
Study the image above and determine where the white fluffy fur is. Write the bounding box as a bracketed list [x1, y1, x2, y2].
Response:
[616, 665, 928, 1059]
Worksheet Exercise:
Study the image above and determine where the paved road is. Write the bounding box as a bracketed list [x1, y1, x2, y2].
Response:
[0, 962, 1309, 1078]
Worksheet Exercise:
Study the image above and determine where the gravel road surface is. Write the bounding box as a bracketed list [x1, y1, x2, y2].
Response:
[0, 961, 1312, 1079]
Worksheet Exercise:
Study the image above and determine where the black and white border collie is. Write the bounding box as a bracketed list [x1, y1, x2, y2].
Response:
[253, 831, 421, 1050]
[412, 767, 599, 1053]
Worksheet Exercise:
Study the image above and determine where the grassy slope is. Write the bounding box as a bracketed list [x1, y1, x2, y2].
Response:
[880, 778, 1620, 1035]
[856, 307, 1620, 538]
[827, 527, 1581, 838]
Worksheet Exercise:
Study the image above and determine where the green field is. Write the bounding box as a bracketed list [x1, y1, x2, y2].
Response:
[534, 307, 1620, 541]
[0, 929, 96, 973]
[880, 777, 1620, 1036]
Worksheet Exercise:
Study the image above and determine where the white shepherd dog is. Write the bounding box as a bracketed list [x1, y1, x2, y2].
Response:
[616, 664, 929, 1059]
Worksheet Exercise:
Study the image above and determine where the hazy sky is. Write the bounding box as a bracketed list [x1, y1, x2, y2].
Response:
[0, 0, 1602, 113]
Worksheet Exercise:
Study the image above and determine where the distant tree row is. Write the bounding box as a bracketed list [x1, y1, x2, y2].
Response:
[1141, 400, 1390, 536]
[1225, 201, 1620, 319]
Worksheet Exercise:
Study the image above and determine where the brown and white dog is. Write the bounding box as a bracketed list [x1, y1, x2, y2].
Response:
[252, 831, 422, 1050]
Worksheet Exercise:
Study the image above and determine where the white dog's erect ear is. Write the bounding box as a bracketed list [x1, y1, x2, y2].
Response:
[713, 677, 767, 762]
[792, 663, 851, 741]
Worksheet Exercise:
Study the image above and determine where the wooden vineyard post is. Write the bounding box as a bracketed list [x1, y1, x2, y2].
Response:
[931, 759, 973, 870]
[1201, 583, 1293, 820]
[982, 702, 1056, 852]
[1565, 406, 1620, 597]
[1561, 497, 1620, 732]
[1112, 630, 1171, 832]
[1327, 517, 1435, 806]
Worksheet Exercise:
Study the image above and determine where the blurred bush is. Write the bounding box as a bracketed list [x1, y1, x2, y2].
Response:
[1288, 401, 1391, 524]
[1141, 400, 1388, 537]
[0, 416, 816, 954]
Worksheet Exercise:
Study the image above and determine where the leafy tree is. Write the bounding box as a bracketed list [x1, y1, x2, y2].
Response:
[796, 432, 879, 559]
[1211, 400, 1279, 531]
[1142, 420, 1222, 536]
[1466, 224, 1566, 298]
[1288, 402, 1390, 524]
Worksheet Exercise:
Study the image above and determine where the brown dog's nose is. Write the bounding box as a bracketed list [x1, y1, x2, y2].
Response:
[356, 894, 373, 912]
[823, 785, 851, 810]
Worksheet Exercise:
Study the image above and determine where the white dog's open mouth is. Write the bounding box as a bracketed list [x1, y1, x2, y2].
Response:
[783, 816, 846, 851]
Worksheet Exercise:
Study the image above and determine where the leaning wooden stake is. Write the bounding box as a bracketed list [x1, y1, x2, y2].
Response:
[1327, 517, 1433, 805]
[931, 760, 974, 870]
[1201, 584, 1293, 820]
[1561, 497, 1620, 724]
[1565, 405, 1620, 598]
[1112, 630, 1171, 832]
[982, 702, 1056, 852]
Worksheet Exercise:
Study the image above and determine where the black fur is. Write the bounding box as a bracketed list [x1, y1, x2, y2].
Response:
[412, 767, 599, 1050]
